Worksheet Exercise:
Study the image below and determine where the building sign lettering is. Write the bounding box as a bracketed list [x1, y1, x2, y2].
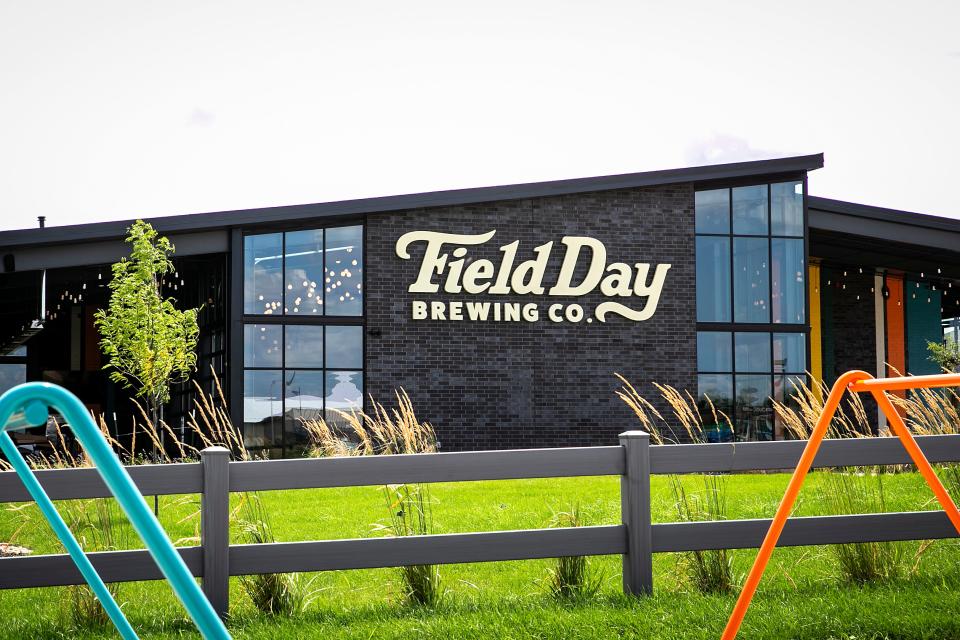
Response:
[395, 230, 671, 323]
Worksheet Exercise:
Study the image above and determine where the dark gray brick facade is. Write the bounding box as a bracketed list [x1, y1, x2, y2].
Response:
[364, 185, 697, 450]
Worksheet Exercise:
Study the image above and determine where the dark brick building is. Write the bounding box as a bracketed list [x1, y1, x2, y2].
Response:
[1, 153, 958, 456]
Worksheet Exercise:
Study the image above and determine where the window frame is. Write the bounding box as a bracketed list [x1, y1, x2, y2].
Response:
[239, 221, 366, 457]
[695, 176, 810, 441]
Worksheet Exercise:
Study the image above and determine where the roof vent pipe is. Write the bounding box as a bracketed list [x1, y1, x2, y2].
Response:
[38, 216, 45, 228]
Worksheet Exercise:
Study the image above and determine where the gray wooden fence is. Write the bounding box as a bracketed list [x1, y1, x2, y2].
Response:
[2, 431, 960, 619]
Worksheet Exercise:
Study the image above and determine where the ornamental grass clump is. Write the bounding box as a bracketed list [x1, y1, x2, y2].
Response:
[615, 374, 736, 593]
[773, 378, 909, 585]
[545, 506, 602, 600]
[6, 368, 307, 620]
[303, 390, 444, 607]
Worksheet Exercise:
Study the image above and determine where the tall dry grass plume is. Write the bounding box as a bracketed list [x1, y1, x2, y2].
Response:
[5, 367, 308, 621]
[615, 374, 737, 593]
[302, 389, 443, 607]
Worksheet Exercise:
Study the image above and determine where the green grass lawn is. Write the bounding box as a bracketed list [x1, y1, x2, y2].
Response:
[1, 470, 959, 639]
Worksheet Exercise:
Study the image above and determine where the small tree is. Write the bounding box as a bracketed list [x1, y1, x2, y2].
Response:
[95, 220, 200, 443]
[928, 339, 960, 373]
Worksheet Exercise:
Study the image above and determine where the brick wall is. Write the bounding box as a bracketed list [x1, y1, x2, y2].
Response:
[364, 185, 697, 450]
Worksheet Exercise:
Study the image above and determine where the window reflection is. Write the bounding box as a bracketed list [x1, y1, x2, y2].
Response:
[284, 369, 325, 455]
[733, 237, 770, 323]
[773, 333, 806, 374]
[697, 374, 734, 443]
[697, 332, 732, 372]
[244, 233, 284, 315]
[772, 238, 805, 324]
[243, 370, 283, 452]
[285, 324, 324, 368]
[735, 332, 771, 373]
[244, 324, 282, 368]
[732, 185, 768, 235]
[696, 237, 731, 322]
[325, 325, 363, 368]
[771, 182, 804, 237]
[735, 375, 773, 441]
[325, 226, 363, 316]
[695, 189, 730, 234]
[325, 371, 363, 429]
[285, 229, 325, 315]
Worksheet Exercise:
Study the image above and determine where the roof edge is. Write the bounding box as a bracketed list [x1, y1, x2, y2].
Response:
[0, 153, 824, 249]
[808, 195, 960, 234]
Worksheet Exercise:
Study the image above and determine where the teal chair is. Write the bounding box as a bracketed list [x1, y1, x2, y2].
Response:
[0, 382, 231, 640]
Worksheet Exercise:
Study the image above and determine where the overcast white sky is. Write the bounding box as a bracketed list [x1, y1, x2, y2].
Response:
[1, 1, 958, 231]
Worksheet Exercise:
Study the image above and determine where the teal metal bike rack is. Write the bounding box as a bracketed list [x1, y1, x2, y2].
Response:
[0, 382, 231, 640]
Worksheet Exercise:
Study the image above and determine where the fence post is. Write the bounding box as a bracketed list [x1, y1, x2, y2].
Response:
[619, 430, 652, 595]
[201, 446, 230, 618]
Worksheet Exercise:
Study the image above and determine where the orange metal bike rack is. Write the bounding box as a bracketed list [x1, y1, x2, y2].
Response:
[721, 371, 960, 640]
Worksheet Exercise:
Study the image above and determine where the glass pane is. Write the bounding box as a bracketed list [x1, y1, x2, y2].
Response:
[733, 237, 770, 323]
[8, 346, 26, 357]
[243, 370, 283, 451]
[735, 332, 771, 373]
[325, 225, 363, 316]
[285, 229, 325, 316]
[695, 189, 729, 234]
[773, 333, 806, 374]
[697, 332, 732, 372]
[0, 363, 25, 395]
[697, 374, 734, 443]
[325, 325, 363, 368]
[735, 374, 773, 441]
[284, 369, 325, 456]
[244, 324, 282, 368]
[285, 324, 324, 368]
[771, 181, 803, 236]
[774, 374, 806, 439]
[325, 370, 363, 428]
[771, 238, 805, 324]
[244, 233, 284, 315]
[732, 185, 768, 235]
[696, 236, 731, 322]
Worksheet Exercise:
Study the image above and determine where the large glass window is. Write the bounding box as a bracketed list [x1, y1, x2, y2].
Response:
[695, 180, 807, 441]
[245, 225, 363, 317]
[242, 323, 363, 457]
[243, 224, 364, 457]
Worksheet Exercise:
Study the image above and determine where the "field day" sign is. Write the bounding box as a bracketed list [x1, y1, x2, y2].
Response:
[395, 230, 671, 324]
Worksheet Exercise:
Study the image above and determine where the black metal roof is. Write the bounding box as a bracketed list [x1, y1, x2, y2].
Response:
[0, 153, 824, 249]
[808, 196, 960, 234]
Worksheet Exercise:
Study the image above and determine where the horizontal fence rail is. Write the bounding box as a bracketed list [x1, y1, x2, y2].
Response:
[1, 432, 959, 618]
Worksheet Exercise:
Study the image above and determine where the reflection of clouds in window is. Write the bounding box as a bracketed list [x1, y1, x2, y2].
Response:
[285, 229, 325, 315]
[244, 233, 284, 315]
[325, 326, 363, 368]
[325, 226, 363, 316]
[325, 371, 362, 414]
